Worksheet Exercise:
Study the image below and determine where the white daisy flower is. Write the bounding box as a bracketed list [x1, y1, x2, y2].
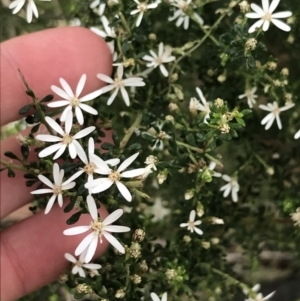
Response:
[246, 0, 292, 33]
[142, 42, 176, 77]
[9, 0, 51, 23]
[85, 152, 145, 202]
[96, 65, 146, 106]
[259, 101, 294, 130]
[89, 0, 118, 15]
[49, 74, 100, 125]
[69, 137, 120, 183]
[180, 210, 203, 235]
[243, 283, 262, 296]
[189, 87, 211, 121]
[207, 162, 222, 178]
[130, 0, 160, 27]
[145, 122, 171, 150]
[63, 195, 130, 262]
[238, 87, 258, 108]
[90, 16, 116, 39]
[151, 292, 168, 301]
[64, 252, 102, 278]
[36, 111, 95, 160]
[220, 174, 240, 202]
[31, 163, 76, 214]
[169, 0, 204, 30]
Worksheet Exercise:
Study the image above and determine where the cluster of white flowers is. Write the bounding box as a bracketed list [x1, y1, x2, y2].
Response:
[243, 284, 275, 301]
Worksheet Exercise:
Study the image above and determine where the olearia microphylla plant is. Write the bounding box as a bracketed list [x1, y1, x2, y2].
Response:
[2, 0, 300, 300]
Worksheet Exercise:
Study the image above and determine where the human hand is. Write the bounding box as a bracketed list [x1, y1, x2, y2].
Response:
[0, 27, 112, 301]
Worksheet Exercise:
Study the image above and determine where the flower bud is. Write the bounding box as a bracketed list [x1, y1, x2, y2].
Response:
[245, 38, 257, 51]
[148, 33, 157, 40]
[76, 284, 90, 294]
[202, 241, 211, 249]
[157, 170, 168, 184]
[239, 1, 250, 13]
[115, 288, 125, 298]
[132, 229, 146, 242]
[140, 260, 149, 273]
[165, 269, 178, 281]
[184, 189, 195, 200]
[132, 274, 142, 284]
[169, 102, 179, 112]
[214, 98, 224, 108]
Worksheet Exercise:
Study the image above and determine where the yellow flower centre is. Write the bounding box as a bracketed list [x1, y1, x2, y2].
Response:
[75, 260, 83, 268]
[84, 162, 96, 175]
[53, 185, 62, 195]
[263, 12, 272, 22]
[91, 219, 105, 242]
[138, 3, 148, 12]
[157, 131, 166, 140]
[62, 134, 73, 145]
[114, 77, 124, 88]
[109, 170, 121, 182]
[155, 57, 163, 65]
[70, 97, 80, 107]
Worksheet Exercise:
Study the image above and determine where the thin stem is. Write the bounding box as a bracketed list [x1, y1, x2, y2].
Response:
[120, 111, 143, 149]
[176, 141, 203, 153]
[118, 12, 132, 36]
[0, 159, 28, 172]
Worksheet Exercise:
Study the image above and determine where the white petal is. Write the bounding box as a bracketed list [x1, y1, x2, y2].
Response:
[61, 182, 76, 190]
[31, 188, 53, 194]
[74, 127, 95, 140]
[63, 170, 84, 185]
[275, 114, 282, 130]
[118, 153, 139, 172]
[269, 0, 280, 13]
[245, 12, 260, 19]
[103, 209, 123, 225]
[294, 129, 300, 139]
[189, 210, 196, 222]
[194, 227, 203, 235]
[79, 103, 98, 115]
[272, 11, 292, 18]
[159, 64, 169, 77]
[57, 193, 63, 207]
[271, 19, 291, 31]
[81, 89, 103, 101]
[51, 85, 71, 100]
[90, 154, 111, 174]
[103, 232, 125, 253]
[262, 0, 269, 12]
[161, 292, 168, 301]
[44, 194, 57, 214]
[84, 235, 99, 263]
[262, 20, 270, 31]
[265, 115, 275, 130]
[136, 12, 143, 27]
[64, 253, 76, 263]
[104, 225, 130, 233]
[76, 74, 86, 97]
[222, 174, 231, 182]
[116, 181, 132, 202]
[75, 232, 96, 256]
[121, 168, 145, 178]
[180, 223, 188, 228]
[250, 3, 265, 16]
[65, 110, 73, 134]
[107, 88, 119, 105]
[150, 292, 161, 301]
[64, 226, 90, 235]
[91, 178, 113, 194]
[38, 174, 54, 188]
[60, 78, 74, 98]
[105, 158, 120, 167]
[76, 144, 88, 164]
[68, 143, 77, 159]
[248, 19, 264, 33]
[26, 1, 33, 23]
[261, 113, 274, 125]
[60, 106, 72, 122]
[47, 100, 70, 108]
[53, 144, 67, 160]
[38, 143, 63, 158]
[263, 291, 276, 300]
[78, 267, 86, 278]
[97, 73, 114, 84]
[75, 106, 84, 125]
[36, 134, 62, 142]
[44, 117, 65, 136]
[83, 263, 102, 270]
[87, 195, 98, 220]
[120, 87, 130, 106]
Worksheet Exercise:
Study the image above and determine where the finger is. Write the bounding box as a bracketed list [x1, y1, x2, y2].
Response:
[1, 26, 112, 126]
[1, 204, 108, 301]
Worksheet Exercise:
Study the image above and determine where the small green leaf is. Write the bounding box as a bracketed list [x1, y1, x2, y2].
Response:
[26, 180, 37, 187]
[4, 151, 19, 160]
[7, 169, 15, 178]
[67, 212, 82, 225]
[141, 132, 155, 141]
[41, 94, 54, 102]
[101, 142, 115, 150]
[112, 131, 120, 148]
[31, 123, 40, 134]
[26, 89, 35, 98]
[127, 143, 142, 150]
[33, 109, 41, 123]
[25, 115, 35, 124]
[19, 104, 32, 115]
[21, 144, 30, 160]
[247, 55, 256, 68]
